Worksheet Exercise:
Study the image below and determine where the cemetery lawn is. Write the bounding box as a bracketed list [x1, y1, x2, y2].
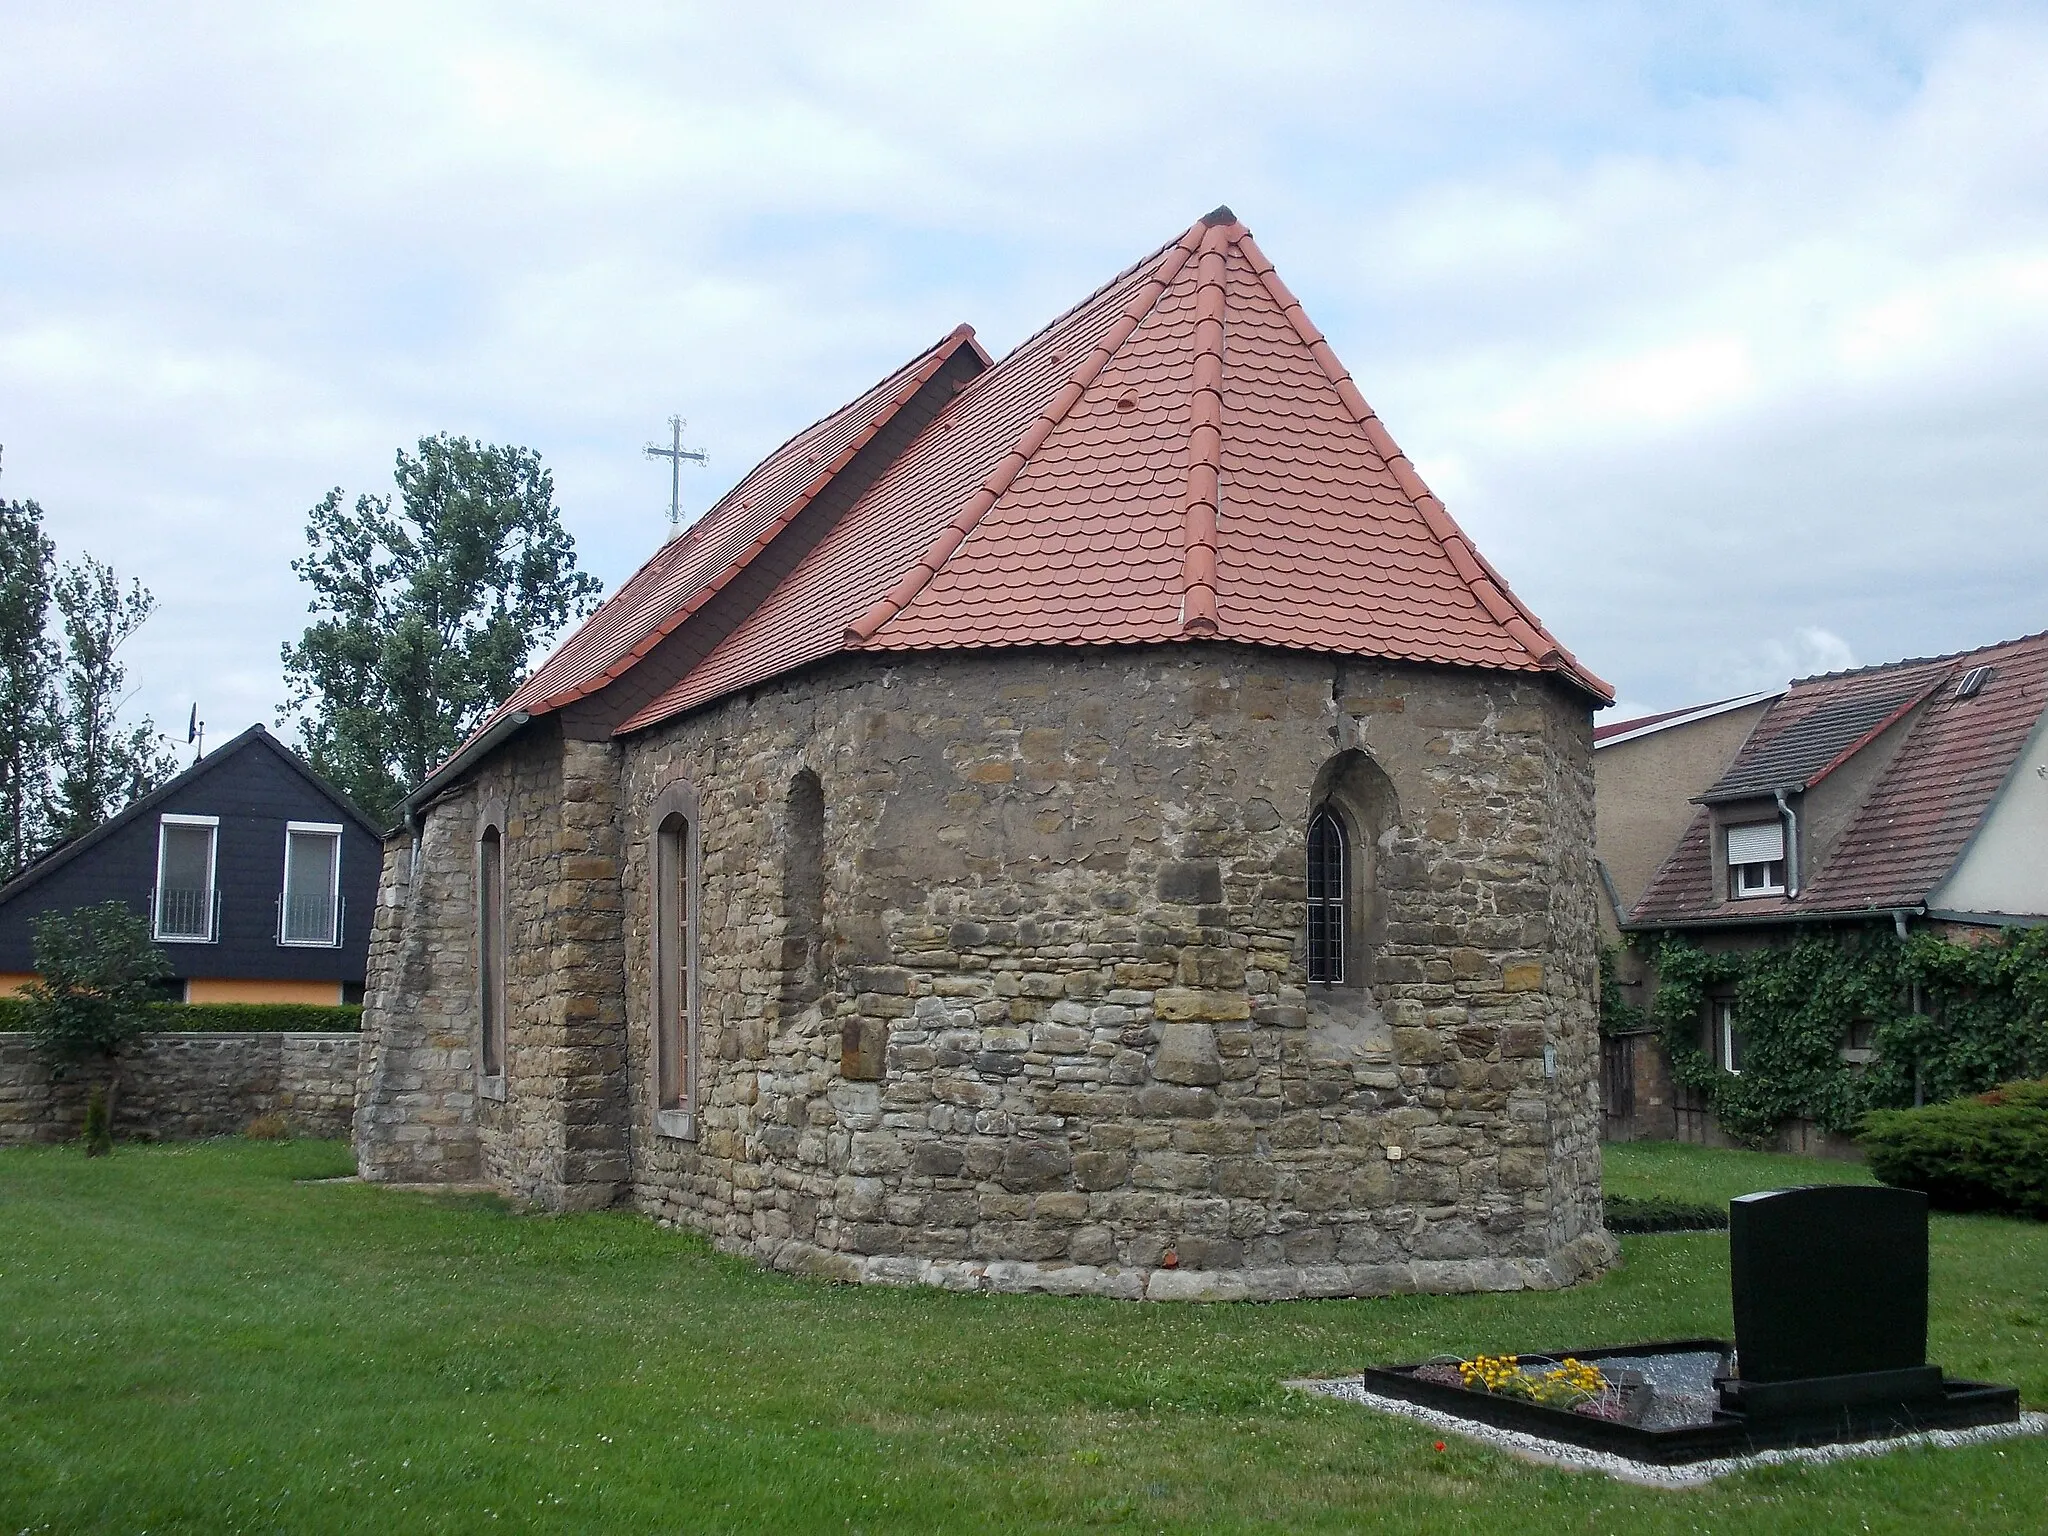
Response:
[1, 1141, 2043, 1534]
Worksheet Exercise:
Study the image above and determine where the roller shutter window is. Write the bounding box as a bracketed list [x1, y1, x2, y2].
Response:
[1727, 820, 1787, 899]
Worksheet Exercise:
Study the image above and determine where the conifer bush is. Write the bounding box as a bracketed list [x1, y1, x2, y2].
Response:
[1859, 1079, 2048, 1218]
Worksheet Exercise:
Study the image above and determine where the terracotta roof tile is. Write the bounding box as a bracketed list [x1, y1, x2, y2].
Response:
[1627, 631, 2048, 926]
[494, 325, 981, 721]
[448, 209, 1611, 768]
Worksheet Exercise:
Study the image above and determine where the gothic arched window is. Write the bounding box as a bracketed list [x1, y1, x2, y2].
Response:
[1306, 809, 1348, 984]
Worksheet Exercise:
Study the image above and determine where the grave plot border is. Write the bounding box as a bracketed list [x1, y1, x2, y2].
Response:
[1350, 1339, 2021, 1466]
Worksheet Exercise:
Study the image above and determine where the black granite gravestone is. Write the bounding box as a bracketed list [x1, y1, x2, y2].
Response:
[1721, 1185, 1942, 1418]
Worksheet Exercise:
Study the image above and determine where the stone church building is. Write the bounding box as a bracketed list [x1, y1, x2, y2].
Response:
[356, 209, 1618, 1300]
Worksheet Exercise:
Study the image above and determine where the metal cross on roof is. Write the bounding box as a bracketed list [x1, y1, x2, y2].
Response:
[644, 415, 708, 532]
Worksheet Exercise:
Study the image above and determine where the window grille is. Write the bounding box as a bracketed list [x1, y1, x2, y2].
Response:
[1306, 810, 1347, 984]
[155, 817, 218, 942]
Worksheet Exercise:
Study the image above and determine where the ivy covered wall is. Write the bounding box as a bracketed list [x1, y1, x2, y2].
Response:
[1617, 926, 2048, 1143]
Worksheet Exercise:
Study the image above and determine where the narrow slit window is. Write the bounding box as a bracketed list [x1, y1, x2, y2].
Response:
[655, 811, 695, 1118]
[155, 816, 218, 941]
[479, 825, 505, 1079]
[280, 823, 342, 946]
[1306, 810, 1348, 984]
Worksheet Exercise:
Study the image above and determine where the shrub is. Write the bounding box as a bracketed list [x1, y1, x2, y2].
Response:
[244, 1112, 291, 1141]
[150, 1003, 362, 1033]
[0, 1000, 362, 1033]
[1602, 1194, 1727, 1233]
[21, 903, 174, 1070]
[1858, 1079, 2048, 1218]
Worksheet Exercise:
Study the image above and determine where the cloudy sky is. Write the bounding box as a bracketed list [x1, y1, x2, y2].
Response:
[3, 2, 2044, 742]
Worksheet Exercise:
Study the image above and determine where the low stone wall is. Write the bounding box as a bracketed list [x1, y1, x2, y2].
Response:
[0, 1032, 360, 1144]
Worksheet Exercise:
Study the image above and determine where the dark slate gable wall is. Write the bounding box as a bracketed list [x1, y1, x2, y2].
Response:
[0, 744, 377, 983]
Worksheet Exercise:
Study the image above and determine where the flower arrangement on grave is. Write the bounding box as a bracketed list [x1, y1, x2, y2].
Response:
[1409, 1354, 1630, 1418]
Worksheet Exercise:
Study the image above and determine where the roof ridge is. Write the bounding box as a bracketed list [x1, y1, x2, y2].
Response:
[1233, 230, 1613, 704]
[844, 222, 1210, 647]
[533, 325, 978, 711]
[1789, 626, 2048, 688]
[1178, 220, 1233, 638]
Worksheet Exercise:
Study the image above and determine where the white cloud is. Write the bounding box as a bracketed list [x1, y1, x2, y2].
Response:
[0, 0, 2043, 752]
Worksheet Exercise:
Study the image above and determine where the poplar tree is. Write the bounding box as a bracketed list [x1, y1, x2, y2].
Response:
[50, 556, 175, 843]
[0, 478, 57, 878]
[0, 453, 175, 870]
[280, 434, 603, 826]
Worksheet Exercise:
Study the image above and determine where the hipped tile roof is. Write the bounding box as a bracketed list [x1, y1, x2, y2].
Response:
[452, 208, 1608, 787]
[1627, 631, 2048, 927]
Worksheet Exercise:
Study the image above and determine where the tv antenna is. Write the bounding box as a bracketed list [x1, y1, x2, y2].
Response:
[644, 416, 708, 533]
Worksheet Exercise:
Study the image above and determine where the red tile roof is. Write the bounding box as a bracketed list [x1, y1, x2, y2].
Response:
[496, 325, 984, 719]
[1627, 631, 2048, 926]
[437, 208, 1610, 789]
[1593, 693, 1773, 745]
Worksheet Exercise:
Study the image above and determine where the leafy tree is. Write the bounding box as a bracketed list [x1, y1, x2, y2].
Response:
[0, 469, 57, 878]
[50, 556, 176, 844]
[0, 454, 169, 872]
[281, 434, 603, 825]
[22, 901, 176, 1144]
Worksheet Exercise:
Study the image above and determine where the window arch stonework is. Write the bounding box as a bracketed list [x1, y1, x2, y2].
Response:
[475, 796, 509, 1101]
[1304, 750, 1397, 993]
[647, 780, 701, 1142]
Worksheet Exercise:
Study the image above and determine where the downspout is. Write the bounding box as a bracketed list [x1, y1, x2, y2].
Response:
[1773, 788, 1801, 898]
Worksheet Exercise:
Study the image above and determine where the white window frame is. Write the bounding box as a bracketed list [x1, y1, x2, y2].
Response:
[154, 814, 219, 943]
[279, 821, 344, 947]
[1726, 821, 1787, 899]
[1714, 998, 1744, 1075]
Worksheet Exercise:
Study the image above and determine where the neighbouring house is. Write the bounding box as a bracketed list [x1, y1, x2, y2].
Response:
[1605, 631, 2048, 1145]
[356, 208, 1619, 1302]
[1592, 693, 1779, 943]
[0, 724, 380, 1005]
[1591, 692, 1777, 1142]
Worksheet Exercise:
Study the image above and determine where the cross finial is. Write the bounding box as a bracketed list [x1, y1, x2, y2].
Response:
[644, 415, 708, 532]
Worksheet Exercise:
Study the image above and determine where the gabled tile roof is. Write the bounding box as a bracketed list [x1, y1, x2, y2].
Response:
[1627, 631, 2048, 927]
[496, 325, 985, 719]
[419, 209, 1610, 803]
[1593, 692, 1776, 746]
[1698, 669, 1943, 802]
[614, 209, 1606, 734]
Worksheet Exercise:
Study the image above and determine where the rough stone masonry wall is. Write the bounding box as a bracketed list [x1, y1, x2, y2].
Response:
[355, 803, 484, 1184]
[1, 1031, 359, 1144]
[356, 726, 630, 1208]
[619, 644, 1613, 1300]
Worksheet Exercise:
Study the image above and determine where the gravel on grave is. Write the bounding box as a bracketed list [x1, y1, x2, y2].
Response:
[1618, 1349, 1724, 1430]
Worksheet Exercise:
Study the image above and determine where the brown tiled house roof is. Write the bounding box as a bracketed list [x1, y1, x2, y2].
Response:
[1628, 631, 2048, 926]
[420, 208, 1610, 808]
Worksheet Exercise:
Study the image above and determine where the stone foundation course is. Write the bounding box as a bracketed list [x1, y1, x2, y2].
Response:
[0, 1032, 360, 1144]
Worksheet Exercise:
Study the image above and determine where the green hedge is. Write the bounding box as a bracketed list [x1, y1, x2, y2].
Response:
[1603, 1194, 1728, 1234]
[0, 999, 361, 1034]
[1859, 1079, 2048, 1218]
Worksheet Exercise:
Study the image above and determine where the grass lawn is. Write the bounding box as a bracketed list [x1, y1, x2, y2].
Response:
[2, 1140, 2044, 1533]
